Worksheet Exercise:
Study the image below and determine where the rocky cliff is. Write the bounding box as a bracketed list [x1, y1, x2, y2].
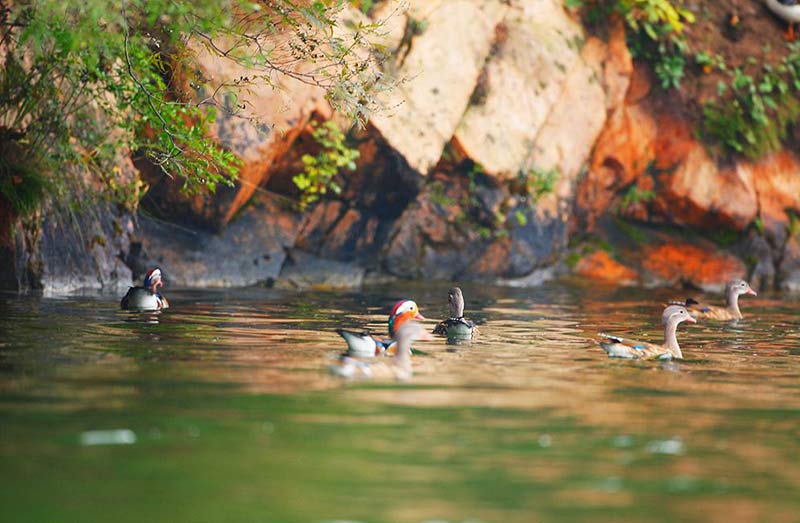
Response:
[3, 0, 800, 293]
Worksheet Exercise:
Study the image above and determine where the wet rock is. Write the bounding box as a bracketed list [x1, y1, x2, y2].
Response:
[496, 266, 560, 287]
[134, 193, 300, 287]
[276, 249, 365, 289]
[381, 181, 485, 279]
[371, 0, 509, 175]
[504, 204, 568, 277]
[292, 133, 421, 264]
[31, 200, 133, 294]
[639, 242, 746, 290]
[742, 233, 775, 292]
[778, 235, 800, 292]
[573, 250, 638, 285]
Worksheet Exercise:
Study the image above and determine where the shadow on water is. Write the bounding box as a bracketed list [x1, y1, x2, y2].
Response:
[0, 282, 799, 523]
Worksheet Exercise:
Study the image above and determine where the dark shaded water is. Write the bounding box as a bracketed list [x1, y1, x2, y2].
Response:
[1, 281, 799, 523]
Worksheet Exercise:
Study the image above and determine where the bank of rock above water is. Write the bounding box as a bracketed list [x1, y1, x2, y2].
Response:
[3, 0, 800, 293]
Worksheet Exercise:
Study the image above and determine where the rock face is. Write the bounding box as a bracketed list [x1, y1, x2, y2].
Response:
[1, 199, 134, 294]
[371, 0, 509, 175]
[15, 0, 800, 293]
[133, 193, 301, 288]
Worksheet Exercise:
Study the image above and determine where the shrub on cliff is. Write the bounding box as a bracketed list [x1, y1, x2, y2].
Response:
[0, 0, 387, 218]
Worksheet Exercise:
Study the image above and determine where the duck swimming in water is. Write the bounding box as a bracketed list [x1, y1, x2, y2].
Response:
[336, 299, 424, 357]
[120, 268, 169, 311]
[433, 287, 475, 340]
[330, 320, 431, 380]
[673, 280, 756, 321]
[598, 305, 695, 360]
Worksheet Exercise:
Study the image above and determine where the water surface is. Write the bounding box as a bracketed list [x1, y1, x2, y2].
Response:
[1, 281, 799, 523]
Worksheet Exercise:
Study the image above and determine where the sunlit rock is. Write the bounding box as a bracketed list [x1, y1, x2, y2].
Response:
[370, 0, 509, 175]
[573, 250, 638, 285]
[640, 242, 746, 290]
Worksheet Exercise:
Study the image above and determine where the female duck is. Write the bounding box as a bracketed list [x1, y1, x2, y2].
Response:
[330, 320, 431, 381]
[120, 268, 169, 311]
[433, 287, 475, 340]
[598, 305, 696, 360]
[336, 299, 424, 357]
[675, 280, 756, 321]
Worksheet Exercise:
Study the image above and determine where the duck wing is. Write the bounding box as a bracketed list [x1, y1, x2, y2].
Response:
[120, 287, 160, 311]
[680, 298, 734, 320]
[597, 333, 671, 360]
[335, 329, 384, 357]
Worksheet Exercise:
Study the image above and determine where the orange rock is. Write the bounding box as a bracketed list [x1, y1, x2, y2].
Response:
[574, 102, 657, 231]
[750, 151, 800, 234]
[640, 243, 746, 288]
[653, 144, 758, 231]
[573, 250, 638, 284]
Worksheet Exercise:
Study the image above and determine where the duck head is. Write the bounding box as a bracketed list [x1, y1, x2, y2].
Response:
[447, 287, 465, 319]
[726, 279, 757, 300]
[144, 268, 164, 294]
[662, 305, 696, 327]
[388, 299, 424, 337]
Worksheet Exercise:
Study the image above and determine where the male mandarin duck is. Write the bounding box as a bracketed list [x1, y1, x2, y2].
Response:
[598, 305, 696, 360]
[766, 0, 800, 40]
[335, 299, 424, 357]
[330, 320, 432, 380]
[433, 287, 475, 340]
[120, 267, 169, 311]
[673, 279, 756, 321]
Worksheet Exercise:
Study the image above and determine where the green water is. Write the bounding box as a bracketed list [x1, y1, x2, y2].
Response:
[1, 282, 799, 523]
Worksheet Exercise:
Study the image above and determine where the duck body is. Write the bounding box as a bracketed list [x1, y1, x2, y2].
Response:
[336, 299, 423, 357]
[676, 280, 756, 321]
[433, 287, 475, 340]
[433, 317, 475, 340]
[120, 287, 168, 311]
[120, 268, 169, 311]
[335, 329, 391, 357]
[598, 305, 695, 360]
[598, 334, 676, 360]
[330, 321, 430, 381]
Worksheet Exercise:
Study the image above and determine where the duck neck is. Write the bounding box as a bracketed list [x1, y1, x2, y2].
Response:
[393, 341, 413, 374]
[449, 295, 464, 319]
[663, 319, 684, 359]
[725, 288, 742, 319]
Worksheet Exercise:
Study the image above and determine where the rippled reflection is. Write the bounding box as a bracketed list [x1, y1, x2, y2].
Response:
[0, 282, 798, 523]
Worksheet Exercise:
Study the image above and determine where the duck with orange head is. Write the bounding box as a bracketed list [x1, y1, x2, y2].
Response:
[336, 299, 424, 357]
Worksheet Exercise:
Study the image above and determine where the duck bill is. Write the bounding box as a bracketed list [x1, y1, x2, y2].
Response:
[746, 288, 757, 296]
[686, 316, 697, 324]
[414, 312, 425, 320]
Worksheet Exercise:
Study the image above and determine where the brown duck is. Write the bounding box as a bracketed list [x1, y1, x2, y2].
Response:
[598, 305, 696, 360]
[675, 280, 756, 321]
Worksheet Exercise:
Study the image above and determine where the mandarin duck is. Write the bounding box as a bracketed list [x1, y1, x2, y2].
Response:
[120, 268, 169, 311]
[598, 305, 696, 360]
[335, 299, 424, 357]
[673, 280, 756, 321]
[766, 0, 800, 40]
[433, 287, 475, 340]
[329, 320, 431, 381]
